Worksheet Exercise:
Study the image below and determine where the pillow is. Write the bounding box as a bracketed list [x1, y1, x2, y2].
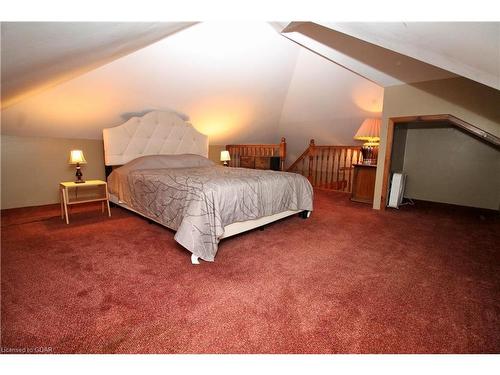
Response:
[117, 154, 214, 173]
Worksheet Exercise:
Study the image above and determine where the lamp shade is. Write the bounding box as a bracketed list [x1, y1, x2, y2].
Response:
[354, 118, 381, 143]
[220, 150, 231, 162]
[69, 150, 87, 164]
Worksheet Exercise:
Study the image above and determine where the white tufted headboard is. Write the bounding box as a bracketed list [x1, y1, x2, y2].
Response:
[103, 110, 209, 166]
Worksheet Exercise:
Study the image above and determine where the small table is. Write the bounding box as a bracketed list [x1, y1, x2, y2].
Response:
[60, 180, 111, 224]
[351, 164, 377, 204]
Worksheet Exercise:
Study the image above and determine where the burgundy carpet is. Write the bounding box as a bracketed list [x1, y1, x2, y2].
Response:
[1, 190, 499, 353]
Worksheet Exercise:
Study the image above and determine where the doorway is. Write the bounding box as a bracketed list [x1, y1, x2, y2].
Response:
[380, 114, 500, 210]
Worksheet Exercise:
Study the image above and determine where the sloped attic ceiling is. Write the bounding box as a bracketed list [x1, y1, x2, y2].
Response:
[0, 22, 308, 141]
[282, 22, 500, 90]
[281, 22, 457, 87]
[0, 22, 196, 107]
[315, 22, 500, 91]
[1, 20, 384, 159]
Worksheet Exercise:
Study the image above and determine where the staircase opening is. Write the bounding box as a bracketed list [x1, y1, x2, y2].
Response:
[287, 139, 362, 193]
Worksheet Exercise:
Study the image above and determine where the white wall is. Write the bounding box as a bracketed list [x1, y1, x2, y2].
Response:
[1, 135, 106, 209]
[1, 22, 299, 144]
[395, 124, 500, 210]
[277, 47, 384, 165]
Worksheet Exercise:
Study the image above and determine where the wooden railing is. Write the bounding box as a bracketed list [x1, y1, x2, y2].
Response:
[226, 137, 286, 171]
[287, 139, 362, 192]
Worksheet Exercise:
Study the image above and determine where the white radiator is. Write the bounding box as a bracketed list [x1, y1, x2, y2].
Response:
[387, 172, 407, 208]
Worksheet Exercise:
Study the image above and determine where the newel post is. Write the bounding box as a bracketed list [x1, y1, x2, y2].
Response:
[308, 139, 315, 182]
[279, 137, 286, 171]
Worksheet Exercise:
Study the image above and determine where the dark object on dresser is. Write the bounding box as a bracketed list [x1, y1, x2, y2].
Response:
[351, 163, 377, 204]
[257, 156, 281, 171]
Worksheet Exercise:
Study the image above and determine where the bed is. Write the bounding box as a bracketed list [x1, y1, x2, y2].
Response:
[103, 110, 313, 264]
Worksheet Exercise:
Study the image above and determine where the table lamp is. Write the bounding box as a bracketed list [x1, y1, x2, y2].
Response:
[69, 150, 87, 183]
[354, 118, 381, 165]
[220, 150, 231, 166]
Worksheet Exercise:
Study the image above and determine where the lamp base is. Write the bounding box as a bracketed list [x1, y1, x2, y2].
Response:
[75, 164, 85, 183]
[361, 145, 378, 165]
[223, 161, 229, 167]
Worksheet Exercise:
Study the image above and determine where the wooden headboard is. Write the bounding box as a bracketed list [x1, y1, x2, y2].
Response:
[103, 110, 209, 168]
[226, 137, 286, 171]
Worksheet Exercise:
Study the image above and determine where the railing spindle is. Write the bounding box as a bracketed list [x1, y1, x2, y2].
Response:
[315, 151, 319, 186]
[348, 149, 354, 192]
[319, 149, 324, 187]
[325, 148, 331, 188]
[308, 139, 315, 184]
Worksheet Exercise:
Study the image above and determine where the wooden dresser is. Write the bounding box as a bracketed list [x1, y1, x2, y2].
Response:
[351, 164, 377, 204]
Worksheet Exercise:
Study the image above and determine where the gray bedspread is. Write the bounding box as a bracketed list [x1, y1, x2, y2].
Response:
[108, 157, 313, 261]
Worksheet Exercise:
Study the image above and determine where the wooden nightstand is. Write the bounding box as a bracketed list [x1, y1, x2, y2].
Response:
[351, 164, 377, 204]
[60, 180, 111, 224]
